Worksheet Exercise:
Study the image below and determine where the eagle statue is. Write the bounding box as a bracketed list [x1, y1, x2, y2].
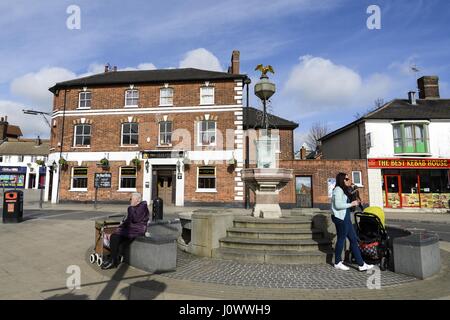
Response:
[255, 64, 274, 76]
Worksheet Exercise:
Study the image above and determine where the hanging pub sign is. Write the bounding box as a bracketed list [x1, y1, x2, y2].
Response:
[94, 173, 112, 188]
[368, 158, 450, 169]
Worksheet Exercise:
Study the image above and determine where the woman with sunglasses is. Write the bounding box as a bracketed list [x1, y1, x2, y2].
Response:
[331, 172, 374, 271]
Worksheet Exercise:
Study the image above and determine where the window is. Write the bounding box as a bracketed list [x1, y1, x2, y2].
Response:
[122, 123, 139, 145]
[18, 155, 24, 162]
[198, 121, 216, 146]
[159, 121, 172, 145]
[392, 123, 429, 154]
[125, 89, 139, 106]
[200, 87, 214, 105]
[119, 167, 137, 189]
[78, 92, 91, 108]
[160, 88, 174, 106]
[0, 156, 2, 162]
[74, 124, 91, 146]
[352, 171, 362, 187]
[72, 167, 88, 189]
[30, 156, 37, 163]
[197, 167, 216, 190]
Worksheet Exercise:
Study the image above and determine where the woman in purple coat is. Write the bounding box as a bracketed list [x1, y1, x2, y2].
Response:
[101, 192, 149, 270]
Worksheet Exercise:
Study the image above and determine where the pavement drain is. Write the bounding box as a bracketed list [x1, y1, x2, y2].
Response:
[159, 250, 417, 289]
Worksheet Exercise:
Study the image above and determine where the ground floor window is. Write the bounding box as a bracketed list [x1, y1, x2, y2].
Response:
[72, 167, 88, 189]
[120, 167, 137, 189]
[197, 166, 216, 190]
[381, 169, 450, 209]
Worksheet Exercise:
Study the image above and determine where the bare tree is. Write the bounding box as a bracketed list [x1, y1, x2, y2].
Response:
[353, 98, 385, 119]
[305, 122, 329, 151]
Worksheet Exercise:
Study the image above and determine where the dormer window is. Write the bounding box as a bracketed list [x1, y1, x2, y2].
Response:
[125, 89, 139, 107]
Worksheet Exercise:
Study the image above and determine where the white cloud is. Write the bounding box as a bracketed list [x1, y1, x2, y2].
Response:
[120, 63, 157, 71]
[179, 48, 223, 72]
[10, 67, 76, 110]
[0, 100, 48, 138]
[282, 55, 392, 114]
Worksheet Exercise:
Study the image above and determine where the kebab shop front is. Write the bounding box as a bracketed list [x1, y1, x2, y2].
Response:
[368, 158, 450, 209]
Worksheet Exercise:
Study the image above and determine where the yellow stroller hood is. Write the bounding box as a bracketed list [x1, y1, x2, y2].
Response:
[362, 206, 385, 228]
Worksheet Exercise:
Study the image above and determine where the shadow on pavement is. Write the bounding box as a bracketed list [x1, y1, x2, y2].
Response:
[120, 280, 167, 300]
[46, 291, 90, 300]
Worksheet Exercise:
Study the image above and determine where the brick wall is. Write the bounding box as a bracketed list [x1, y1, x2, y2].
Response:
[278, 159, 368, 209]
[52, 81, 238, 112]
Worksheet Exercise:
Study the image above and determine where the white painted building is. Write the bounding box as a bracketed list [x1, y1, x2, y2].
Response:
[321, 76, 450, 210]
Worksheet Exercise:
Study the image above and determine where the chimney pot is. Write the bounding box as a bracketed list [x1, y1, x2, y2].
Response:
[104, 65, 109, 73]
[417, 76, 440, 99]
[113, 66, 117, 72]
[408, 91, 417, 105]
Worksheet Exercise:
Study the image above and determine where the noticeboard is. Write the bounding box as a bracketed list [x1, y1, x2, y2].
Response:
[94, 173, 112, 188]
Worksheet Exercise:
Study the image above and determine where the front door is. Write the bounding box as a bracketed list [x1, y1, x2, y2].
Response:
[295, 176, 312, 208]
[157, 171, 174, 206]
[384, 175, 402, 208]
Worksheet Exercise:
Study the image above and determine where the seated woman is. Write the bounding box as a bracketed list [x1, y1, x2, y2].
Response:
[101, 192, 150, 270]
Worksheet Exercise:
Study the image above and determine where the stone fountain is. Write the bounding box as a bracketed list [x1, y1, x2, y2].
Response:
[241, 66, 293, 218]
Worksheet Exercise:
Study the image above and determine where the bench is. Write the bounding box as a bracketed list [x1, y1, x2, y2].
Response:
[123, 218, 182, 273]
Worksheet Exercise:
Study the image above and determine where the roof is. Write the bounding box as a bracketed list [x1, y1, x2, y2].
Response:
[243, 107, 299, 130]
[6, 125, 22, 137]
[0, 141, 49, 156]
[320, 99, 450, 141]
[49, 68, 248, 93]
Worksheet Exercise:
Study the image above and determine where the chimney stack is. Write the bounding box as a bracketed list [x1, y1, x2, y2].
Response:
[36, 135, 42, 146]
[417, 76, 440, 99]
[229, 50, 240, 74]
[104, 64, 109, 73]
[408, 91, 417, 105]
[113, 66, 117, 72]
[300, 146, 307, 160]
[0, 116, 8, 141]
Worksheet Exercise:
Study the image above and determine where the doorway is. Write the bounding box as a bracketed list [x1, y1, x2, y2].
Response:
[28, 174, 36, 189]
[152, 166, 176, 206]
[384, 175, 402, 208]
[295, 176, 313, 208]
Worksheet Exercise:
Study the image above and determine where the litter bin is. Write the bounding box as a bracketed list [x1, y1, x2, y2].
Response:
[152, 197, 163, 221]
[3, 190, 24, 223]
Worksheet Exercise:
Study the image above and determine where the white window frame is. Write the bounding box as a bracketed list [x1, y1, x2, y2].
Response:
[196, 166, 217, 192]
[121, 122, 139, 146]
[159, 88, 174, 106]
[73, 124, 91, 147]
[352, 171, 363, 187]
[158, 121, 173, 146]
[200, 86, 214, 105]
[124, 89, 139, 107]
[197, 120, 217, 146]
[78, 91, 92, 109]
[118, 166, 137, 192]
[70, 167, 88, 191]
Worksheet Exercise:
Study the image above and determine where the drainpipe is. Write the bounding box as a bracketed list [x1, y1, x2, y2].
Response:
[56, 88, 67, 203]
[244, 77, 251, 209]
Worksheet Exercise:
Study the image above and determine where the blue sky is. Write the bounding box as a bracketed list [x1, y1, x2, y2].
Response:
[1, 0, 450, 150]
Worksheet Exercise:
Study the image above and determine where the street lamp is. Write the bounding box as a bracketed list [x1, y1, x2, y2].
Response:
[22, 109, 52, 128]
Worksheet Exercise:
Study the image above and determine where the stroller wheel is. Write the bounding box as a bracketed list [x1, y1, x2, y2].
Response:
[89, 253, 96, 264]
[96, 256, 103, 267]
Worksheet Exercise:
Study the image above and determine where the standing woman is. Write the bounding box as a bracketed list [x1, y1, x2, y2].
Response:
[331, 172, 374, 271]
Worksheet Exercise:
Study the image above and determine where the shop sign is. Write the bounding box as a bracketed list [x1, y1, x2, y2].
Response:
[142, 151, 184, 159]
[368, 158, 450, 169]
[94, 173, 112, 188]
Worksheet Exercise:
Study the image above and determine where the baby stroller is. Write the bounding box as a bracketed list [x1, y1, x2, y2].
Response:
[354, 206, 391, 271]
[89, 216, 124, 267]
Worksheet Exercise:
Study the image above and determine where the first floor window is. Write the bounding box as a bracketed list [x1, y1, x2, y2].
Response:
[72, 167, 88, 189]
[74, 124, 91, 146]
[159, 121, 172, 145]
[198, 120, 216, 145]
[122, 123, 139, 145]
[18, 155, 24, 162]
[160, 88, 174, 105]
[393, 123, 429, 154]
[198, 167, 216, 189]
[120, 167, 137, 189]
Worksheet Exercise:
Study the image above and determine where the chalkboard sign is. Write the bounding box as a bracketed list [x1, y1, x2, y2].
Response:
[95, 173, 112, 188]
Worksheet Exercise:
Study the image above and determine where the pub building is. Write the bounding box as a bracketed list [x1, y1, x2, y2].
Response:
[320, 76, 450, 210]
